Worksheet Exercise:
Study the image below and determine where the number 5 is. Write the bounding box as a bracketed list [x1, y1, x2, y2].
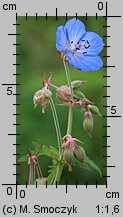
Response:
[111, 106, 117, 115]
[7, 87, 12, 95]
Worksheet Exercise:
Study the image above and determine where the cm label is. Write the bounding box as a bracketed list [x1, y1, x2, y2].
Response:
[3, 4, 16, 10]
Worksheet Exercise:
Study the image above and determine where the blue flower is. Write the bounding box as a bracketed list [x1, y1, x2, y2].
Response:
[56, 18, 105, 71]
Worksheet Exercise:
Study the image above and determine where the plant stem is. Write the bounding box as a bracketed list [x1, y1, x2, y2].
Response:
[67, 106, 73, 135]
[53, 161, 64, 185]
[33, 164, 35, 184]
[36, 163, 43, 178]
[29, 163, 33, 185]
[63, 60, 74, 135]
[63, 60, 72, 93]
[53, 60, 73, 184]
[49, 97, 62, 154]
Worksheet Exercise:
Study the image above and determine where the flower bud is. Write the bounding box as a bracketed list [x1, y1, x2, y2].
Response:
[56, 85, 72, 102]
[33, 88, 52, 113]
[35, 177, 47, 185]
[71, 80, 86, 90]
[73, 90, 85, 100]
[63, 149, 74, 172]
[83, 111, 94, 137]
[88, 105, 102, 117]
[74, 146, 86, 163]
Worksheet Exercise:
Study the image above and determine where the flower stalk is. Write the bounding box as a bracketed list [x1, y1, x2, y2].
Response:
[29, 162, 33, 185]
[63, 59, 74, 135]
[67, 106, 73, 135]
[63, 60, 72, 94]
[53, 161, 64, 185]
[49, 97, 62, 154]
[53, 58, 74, 184]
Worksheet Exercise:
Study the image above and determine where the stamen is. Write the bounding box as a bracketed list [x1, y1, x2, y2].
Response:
[83, 52, 87, 54]
[84, 44, 90, 49]
[76, 47, 80, 51]
[84, 40, 91, 49]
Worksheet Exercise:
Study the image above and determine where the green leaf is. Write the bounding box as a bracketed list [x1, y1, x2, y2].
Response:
[18, 142, 59, 163]
[32, 141, 58, 159]
[32, 141, 41, 150]
[49, 146, 59, 157]
[73, 159, 90, 170]
[47, 160, 64, 185]
[86, 156, 102, 177]
[47, 163, 58, 185]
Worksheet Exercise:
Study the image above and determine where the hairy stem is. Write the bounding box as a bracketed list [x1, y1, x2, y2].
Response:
[49, 97, 62, 154]
[53, 161, 64, 185]
[29, 163, 33, 185]
[53, 60, 74, 185]
[67, 106, 73, 135]
[36, 163, 43, 178]
[33, 164, 35, 184]
[63, 60, 73, 135]
[63, 60, 72, 93]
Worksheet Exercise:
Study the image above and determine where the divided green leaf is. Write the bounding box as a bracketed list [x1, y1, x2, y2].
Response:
[74, 159, 89, 170]
[73, 157, 102, 178]
[47, 163, 58, 185]
[19, 141, 58, 162]
[47, 160, 64, 185]
[86, 156, 102, 177]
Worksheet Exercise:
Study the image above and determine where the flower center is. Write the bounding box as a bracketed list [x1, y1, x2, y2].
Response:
[68, 40, 91, 55]
[68, 41, 80, 54]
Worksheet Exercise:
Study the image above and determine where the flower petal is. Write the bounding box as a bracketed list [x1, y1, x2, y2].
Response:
[56, 26, 67, 51]
[65, 18, 86, 45]
[80, 32, 105, 56]
[66, 50, 103, 71]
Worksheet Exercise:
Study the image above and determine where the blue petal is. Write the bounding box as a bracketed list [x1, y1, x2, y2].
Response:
[56, 26, 67, 51]
[66, 50, 103, 71]
[65, 18, 86, 45]
[80, 32, 105, 56]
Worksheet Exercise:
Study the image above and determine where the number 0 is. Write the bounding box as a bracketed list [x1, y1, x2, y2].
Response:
[98, 2, 103, 10]
[7, 187, 13, 195]
[20, 190, 25, 198]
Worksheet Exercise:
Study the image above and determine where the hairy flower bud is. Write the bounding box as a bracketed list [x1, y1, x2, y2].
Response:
[74, 146, 86, 163]
[74, 90, 85, 100]
[71, 80, 86, 90]
[88, 105, 102, 117]
[56, 85, 72, 102]
[63, 149, 74, 172]
[33, 88, 52, 113]
[35, 177, 47, 185]
[83, 111, 94, 137]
